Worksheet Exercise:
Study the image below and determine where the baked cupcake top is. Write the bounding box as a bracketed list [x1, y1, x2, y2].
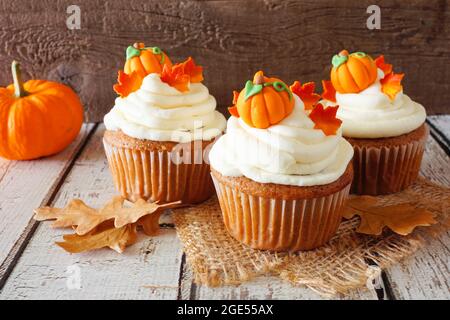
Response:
[104, 43, 226, 143]
[209, 71, 354, 187]
[322, 50, 426, 139]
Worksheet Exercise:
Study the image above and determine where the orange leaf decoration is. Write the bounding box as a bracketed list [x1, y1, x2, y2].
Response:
[232, 90, 240, 104]
[309, 103, 342, 136]
[180, 57, 203, 83]
[374, 55, 393, 76]
[375, 55, 404, 100]
[113, 70, 143, 98]
[160, 63, 190, 92]
[380, 72, 404, 101]
[228, 91, 241, 117]
[228, 106, 239, 118]
[160, 57, 204, 92]
[321, 80, 336, 103]
[290, 81, 321, 110]
[344, 196, 437, 236]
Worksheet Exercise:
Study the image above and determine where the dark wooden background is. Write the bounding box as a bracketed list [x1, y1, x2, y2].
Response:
[0, 0, 449, 122]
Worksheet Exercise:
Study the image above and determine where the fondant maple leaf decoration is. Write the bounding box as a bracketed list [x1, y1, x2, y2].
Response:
[375, 55, 393, 76]
[309, 103, 342, 136]
[380, 72, 404, 101]
[113, 70, 143, 98]
[160, 57, 204, 92]
[344, 196, 437, 236]
[160, 63, 191, 92]
[321, 80, 337, 103]
[228, 90, 240, 117]
[374, 55, 404, 101]
[290, 81, 321, 110]
[181, 57, 203, 83]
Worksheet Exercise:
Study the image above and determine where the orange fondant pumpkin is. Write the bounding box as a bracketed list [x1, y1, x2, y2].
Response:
[124, 42, 172, 78]
[231, 71, 294, 129]
[330, 50, 377, 93]
[0, 61, 83, 160]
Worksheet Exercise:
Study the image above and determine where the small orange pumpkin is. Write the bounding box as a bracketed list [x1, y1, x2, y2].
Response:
[0, 61, 83, 160]
[124, 42, 172, 78]
[229, 71, 294, 129]
[330, 50, 377, 93]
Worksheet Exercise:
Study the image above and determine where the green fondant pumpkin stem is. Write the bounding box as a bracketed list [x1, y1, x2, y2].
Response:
[11, 61, 28, 98]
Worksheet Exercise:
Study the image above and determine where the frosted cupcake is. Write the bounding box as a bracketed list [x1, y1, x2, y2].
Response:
[322, 50, 428, 195]
[104, 43, 226, 203]
[209, 71, 354, 251]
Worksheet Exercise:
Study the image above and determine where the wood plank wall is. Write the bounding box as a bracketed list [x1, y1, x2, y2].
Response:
[0, 0, 449, 121]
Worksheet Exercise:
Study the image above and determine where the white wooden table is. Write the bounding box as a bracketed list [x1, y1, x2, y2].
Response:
[0, 116, 449, 300]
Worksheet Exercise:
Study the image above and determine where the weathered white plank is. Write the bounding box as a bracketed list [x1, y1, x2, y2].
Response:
[384, 123, 450, 299]
[192, 274, 378, 300]
[428, 115, 450, 141]
[0, 124, 183, 299]
[0, 124, 95, 276]
[0, 229, 182, 300]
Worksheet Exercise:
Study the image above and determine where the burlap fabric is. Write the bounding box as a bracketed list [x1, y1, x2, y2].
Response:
[172, 177, 450, 297]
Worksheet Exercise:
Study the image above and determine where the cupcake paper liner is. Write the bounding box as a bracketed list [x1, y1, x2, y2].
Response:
[350, 130, 428, 195]
[211, 175, 351, 251]
[103, 139, 214, 204]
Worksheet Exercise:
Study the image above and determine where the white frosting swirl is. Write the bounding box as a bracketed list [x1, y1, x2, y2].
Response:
[104, 73, 226, 142]
[332, 69, 426, 138]
[209, 95, 354, 186]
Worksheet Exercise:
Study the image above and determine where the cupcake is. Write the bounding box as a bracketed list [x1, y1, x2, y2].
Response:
[103, 43, 226, 203]
[322, 50, 428, 195]
[209, 71, 354, 251]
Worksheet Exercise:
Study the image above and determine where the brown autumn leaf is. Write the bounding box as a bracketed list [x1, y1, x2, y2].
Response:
[56, 221, 138, 254]
[344, 196, 437, 236]
[34, 197, 180, 235]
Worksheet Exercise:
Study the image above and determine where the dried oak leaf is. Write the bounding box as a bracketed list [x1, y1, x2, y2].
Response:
[290, 81, 321, 110]
[309, 103, 342, 136]
[344, 196, 437, 236]
[56, 222, 138, 254]
[113, 70, 143, 98]
[34, 197, 180, 236]
[321, 80, 336, 103]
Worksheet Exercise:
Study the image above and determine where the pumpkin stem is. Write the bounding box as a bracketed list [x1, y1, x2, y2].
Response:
[11, 61, 28, 98]
[339, 50, 349, 57]
[133, 42, 145, 49]
[254, 73, 265, 85]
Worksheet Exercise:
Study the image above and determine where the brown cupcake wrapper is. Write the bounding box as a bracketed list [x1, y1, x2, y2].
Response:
[103, 139, 214, 204]
[211, 176, 351, 252]
[351, 132, 428, 195]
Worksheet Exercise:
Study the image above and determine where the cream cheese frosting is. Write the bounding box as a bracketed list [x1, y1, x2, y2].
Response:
[330, 69, 426, 138]
[209, 94, 354, 186]
[104, 73, 226, 143]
